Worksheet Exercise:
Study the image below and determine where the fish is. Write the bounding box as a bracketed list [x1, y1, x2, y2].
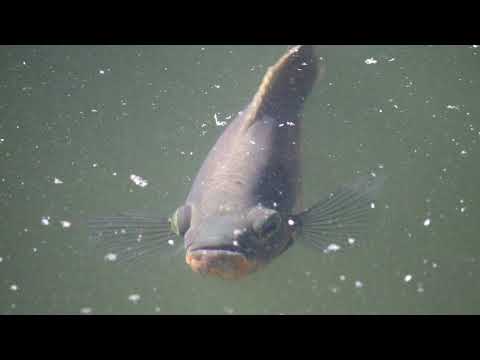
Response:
[89, 45, 384, 280]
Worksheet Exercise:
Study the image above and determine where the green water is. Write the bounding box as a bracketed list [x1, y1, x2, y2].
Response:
[0, 45, 479, 314]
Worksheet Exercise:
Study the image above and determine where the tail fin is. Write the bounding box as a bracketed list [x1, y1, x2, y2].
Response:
[241, 45, 319, 131]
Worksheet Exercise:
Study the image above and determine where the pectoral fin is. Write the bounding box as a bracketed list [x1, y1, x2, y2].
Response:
[88, 210, 176, 263]
[291, 175, 386, 251]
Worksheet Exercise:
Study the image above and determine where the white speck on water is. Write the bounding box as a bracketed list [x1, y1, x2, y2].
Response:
[104, 253, 117, 262]
[278, 123, 285, 127]
[130, 174, 148, 187]
[92, 163, 98, 168]
[155, 306, 161, 313]
[370, 171, 377, 177]
[80, 307, 93, 314]
[347, 237, 356, 245]
[233, 240, 239, 247]
[233, 229, 243, 237]
[53, 177, 63, 184]
[460, 207, 466, 213]
[378, 108, 383, 113]
[41, 216, 50, 226]
[287, 218, 295, 226]
[339, 275, 346, 281]
[370, 202, 375, 209]
[417, 283, 425, 293]
[24, 228, 29, 233]
[355, 281, 363, 288]
[167, 239, 175, 246]
[0, 138, 4, 144]
[364, 57, 378, 65]
[404, 274, 413, 282]
[273, 202, 278, 208]
[112, 172, 117, 176]
[128, 294, 141, 304]
[223, 306, 235, 314]
[10, 284, 18, 291]
[460, 150, 468, 155]
[324, 243, 341, 254]
[91, 108, 98, 113]
[213, 84, 221, 89]
[446, 104, 460, 110]
[0, 257, 3, 263]
[214, 113, 227, 127]
[388, 57, 396, 62]
[286, 121, 295, 127]
[99, 69, 105, 75]
[60, 220, 71, 228]
[432, 262, 438, 269]
[33, 247, 37, 253]
[201, 123, 207, 128]
[249, 140, 256, 145]
[423, 218, 431, 227]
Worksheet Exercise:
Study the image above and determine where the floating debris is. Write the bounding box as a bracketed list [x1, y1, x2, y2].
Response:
[324, 243, 341, 254]
[10, 284, 18, 291]
[214, 113, 227, 127]
[364, 57, 378, 65]
[128, 294, 141, 304]
[104, 253, 117, 262]
[404, 274, 413, 283]
[167, 239, 175, 246]
[423, 218, 431, 227]
[130, 174, 148, 188]
[60, 220, 72, 229]
[53, 177, 64, 184]
[354, 280, 364, 288]
[41, 216, 50, 226]
[80, 307, 93, 314]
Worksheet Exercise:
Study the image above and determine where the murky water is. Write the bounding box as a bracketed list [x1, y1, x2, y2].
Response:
[1, 45, 479, 314]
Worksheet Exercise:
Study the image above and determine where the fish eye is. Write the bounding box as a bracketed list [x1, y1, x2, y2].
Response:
[253, 211, 281, 239]
[169, 205, 191, 237]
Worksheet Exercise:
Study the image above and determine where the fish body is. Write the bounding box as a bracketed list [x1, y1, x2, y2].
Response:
[89, 45, 383, 280]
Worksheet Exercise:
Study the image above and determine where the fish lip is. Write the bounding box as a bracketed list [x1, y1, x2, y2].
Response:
[185, 246, 256, 280]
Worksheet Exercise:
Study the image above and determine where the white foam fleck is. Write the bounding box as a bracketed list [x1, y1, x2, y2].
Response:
[233, 240, 239, 247]
[370, 202, 376, 209]
[460, 150, 468, 155]
[339, 275, 346, 281]
[347, 237, 356, 245]
[104, 253, 117, 262]
[10, 284, 18, 291]
[214, 113, 227, 127]
[324, 243, 341, 253]
[287, 219, 295, 226]
[404, 274, 413, 282]
[80, 307, 93, 314]
[355, 280, 363, 288]
[91, 109, 98, 113]
[130, 174, 148, 187]
[233, 229, 243, 237]
[0, 138, 4, 144]
[249, 140, 256, 145]
[60, 220, 71, 228]
[423, 218, 431, 227]
[128, 294, 141, 304]
[446, 104, 460, 110]
[167, 239, 175, 246]
[460, 207, 466, 213]
[92, 162, 98, 168]
[53, 177, 63, 184]
[0, 257, 3, 263]
[364, 57, 378, 65]
[99, 69, 105, 75]
[41, 216, 50, 226]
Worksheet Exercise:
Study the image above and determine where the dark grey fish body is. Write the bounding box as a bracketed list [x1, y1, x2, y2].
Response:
[89, 45, 383, 280]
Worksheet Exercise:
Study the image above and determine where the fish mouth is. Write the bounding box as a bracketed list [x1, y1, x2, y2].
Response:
[185, 247, 258, 280]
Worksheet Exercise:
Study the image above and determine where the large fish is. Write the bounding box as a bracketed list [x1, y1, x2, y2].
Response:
[89, 45, 383, 280]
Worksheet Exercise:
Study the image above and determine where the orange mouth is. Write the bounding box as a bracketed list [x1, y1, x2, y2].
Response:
[185, 249, 258, 280]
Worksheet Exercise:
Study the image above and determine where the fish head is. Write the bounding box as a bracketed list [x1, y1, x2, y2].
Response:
[184, 206, 290, 280]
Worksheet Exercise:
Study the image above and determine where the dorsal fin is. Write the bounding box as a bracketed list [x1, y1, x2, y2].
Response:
[241, 45, 318, 132]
